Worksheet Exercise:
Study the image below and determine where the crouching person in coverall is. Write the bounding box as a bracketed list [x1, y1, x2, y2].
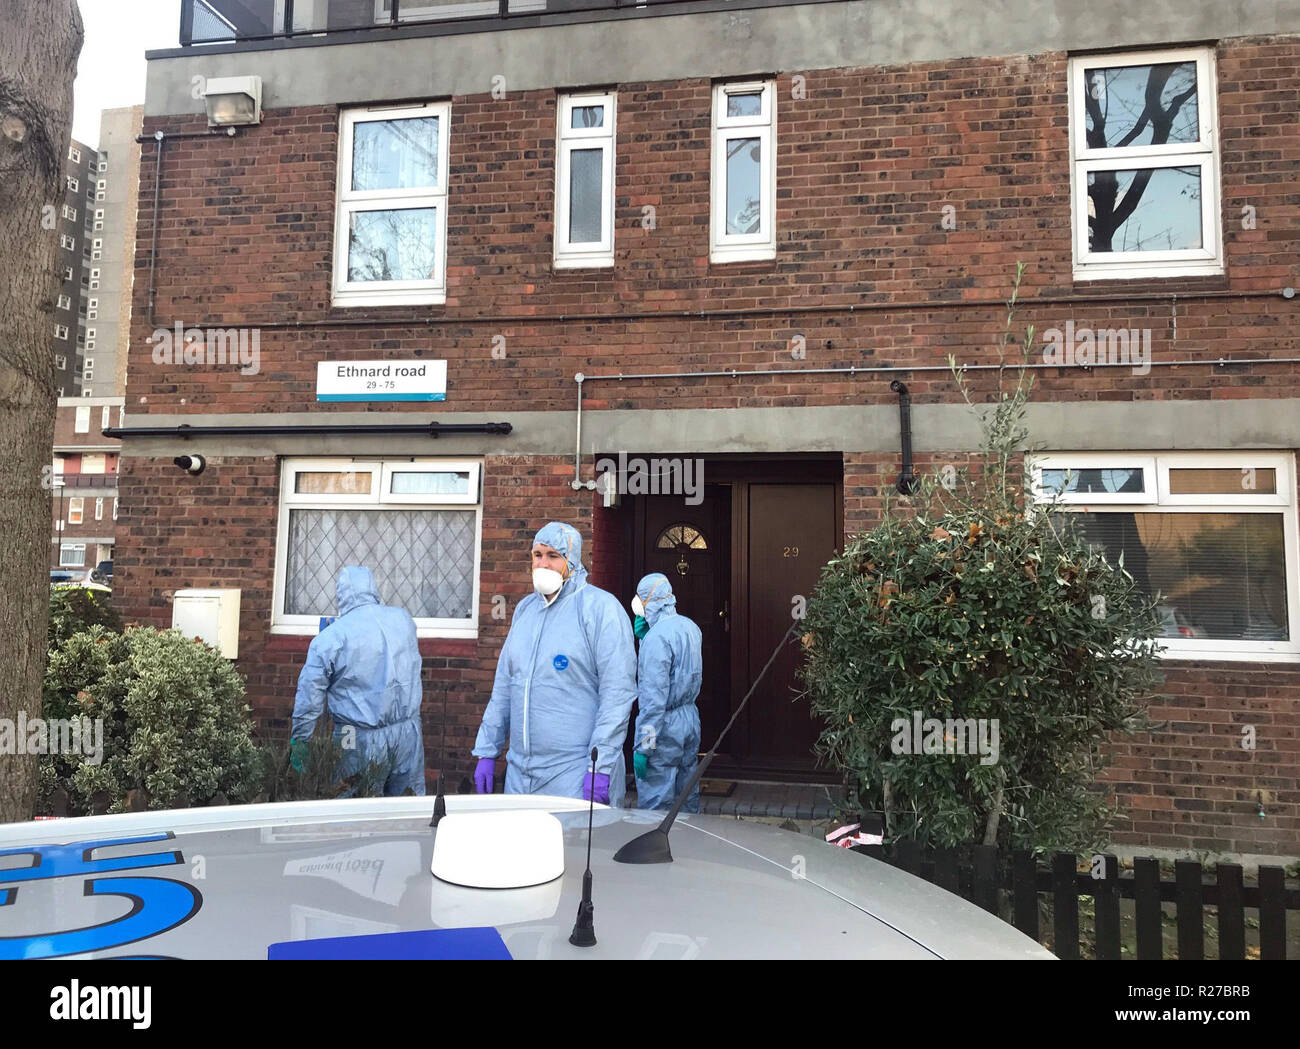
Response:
[631, 573, 703, 813]
[291, 565, 426, 796]
[472, 522, 637, 806]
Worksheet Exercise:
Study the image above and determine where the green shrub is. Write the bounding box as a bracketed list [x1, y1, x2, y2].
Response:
[48, 586, 122, 649]
[798, 267, 1163, 853]
[42, 626, 264, 814]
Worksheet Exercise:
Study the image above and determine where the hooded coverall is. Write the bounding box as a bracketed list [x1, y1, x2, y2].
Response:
[472, 523, 638, 806]
[292, 566, 426, 796]
[632, 573, 703, 813]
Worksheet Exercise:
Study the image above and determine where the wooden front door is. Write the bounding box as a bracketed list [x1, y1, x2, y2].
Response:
[621, 457, 842, 776]
[735, 483, 839, 769]
[637, 487, 732, 755]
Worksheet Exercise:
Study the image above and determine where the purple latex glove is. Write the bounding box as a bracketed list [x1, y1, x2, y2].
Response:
[474, 757, 496, 794]
[582, 771, 611, 805]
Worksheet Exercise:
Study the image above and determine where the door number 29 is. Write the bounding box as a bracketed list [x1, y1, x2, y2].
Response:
[783, 546, 800, 558]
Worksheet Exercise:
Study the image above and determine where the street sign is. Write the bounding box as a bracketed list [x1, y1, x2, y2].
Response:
[316, 360, 447, 402]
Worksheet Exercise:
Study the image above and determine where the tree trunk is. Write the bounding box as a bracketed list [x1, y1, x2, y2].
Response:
[0, 1, 84, 823]
[982, 777, 1005, 847]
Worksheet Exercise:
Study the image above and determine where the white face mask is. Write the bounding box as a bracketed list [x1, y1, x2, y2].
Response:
[631, 595, 645, 617]
[533, 567, 565, 596]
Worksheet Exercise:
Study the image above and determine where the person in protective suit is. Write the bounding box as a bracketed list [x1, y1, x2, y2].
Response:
[630, 573, 703, 813]
[472, 522, 637, 806]
[291, 565, 426, 796]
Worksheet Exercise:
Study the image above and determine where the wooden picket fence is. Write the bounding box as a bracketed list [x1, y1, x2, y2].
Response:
[853, 838, 1298, 959]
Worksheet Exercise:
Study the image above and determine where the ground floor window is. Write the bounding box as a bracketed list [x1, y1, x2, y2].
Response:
[272, 458, 482, 638]
[59, 543, 86, 567]
[1032, 452, 1299, 662]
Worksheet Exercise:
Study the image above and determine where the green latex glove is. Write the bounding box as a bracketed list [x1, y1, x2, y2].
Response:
[289, 740, 308, 774]
[633, 615, 649, 640]
[633, 752, 649, 779]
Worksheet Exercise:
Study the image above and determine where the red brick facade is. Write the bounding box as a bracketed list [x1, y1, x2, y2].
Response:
[116, 35, 1300, 852]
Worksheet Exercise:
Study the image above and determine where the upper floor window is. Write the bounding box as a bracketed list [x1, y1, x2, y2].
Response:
[68, 146, 81, 164]
[1069, 48, 1221, 280]
[57, 294, 71, 310]
[60, 234, 75, 251]
[74, 405, 90, 433]
[333, 102, 450, 308]
[711, 80, 776, 263]
[554, 93, 616, 269]
[66, 176, 78, 193]
[1032, 451, 1298, 662]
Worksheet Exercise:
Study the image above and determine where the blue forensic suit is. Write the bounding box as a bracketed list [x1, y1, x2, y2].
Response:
[292, 566, 426, 796]
[473, 523, 638, 806]
[633, 573, 703, 813]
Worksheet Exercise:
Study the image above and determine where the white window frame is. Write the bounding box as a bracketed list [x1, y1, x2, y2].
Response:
[54, 324, 69, 340]
[59, 543, 86, 567]
[1031, 451, 1300, 662]
[710, 80, 776, 264]
[66, 176, 78, 193]
[333, 102, 450, 308]
[74, 405, 90, 433]
[60, 234, 76, 251]
[68, 497, 84, 525]
[101, 405, 111, 430]
[56, 294, 71, 310]
[554, 92, 616, 269]
[112, 497, 118, 521]
[63, 266, 74, 281]
[1068, 47, 1222, 280]
[68, 146, 81, 164]
[55, 354, 67, 370]
[61, 204, 77, 221]
[94, 497, 104, 522]
[272, 457, 483, 638]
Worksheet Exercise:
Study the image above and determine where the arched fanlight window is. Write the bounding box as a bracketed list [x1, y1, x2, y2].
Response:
[656, 524, 708, 550]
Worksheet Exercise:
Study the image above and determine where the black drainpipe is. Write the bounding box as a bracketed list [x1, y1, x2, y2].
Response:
[102, 422, 513, 439]
[889, 380, 918, 495]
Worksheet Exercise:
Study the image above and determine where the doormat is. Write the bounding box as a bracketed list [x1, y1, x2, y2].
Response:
[699, 779, 736, 798]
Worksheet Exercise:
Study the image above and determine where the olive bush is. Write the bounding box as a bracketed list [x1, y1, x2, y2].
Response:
[798, 268, 1163, 853]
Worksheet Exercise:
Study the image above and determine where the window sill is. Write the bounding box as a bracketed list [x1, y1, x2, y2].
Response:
[553, 255, 614, 270]
[1073, 261, 1225, 281]
[1156, 643, 1300, 664]
[331, 288, 446, 309]
[710, 245, 776, 265]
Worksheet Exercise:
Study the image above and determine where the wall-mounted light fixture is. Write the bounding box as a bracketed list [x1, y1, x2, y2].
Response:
[203, 75, 263, 127]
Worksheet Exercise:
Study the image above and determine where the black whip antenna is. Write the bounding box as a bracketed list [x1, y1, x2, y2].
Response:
[569, 746, 598, 947]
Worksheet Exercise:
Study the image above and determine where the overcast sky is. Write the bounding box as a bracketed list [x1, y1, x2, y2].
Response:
[72, 0, 183, 148]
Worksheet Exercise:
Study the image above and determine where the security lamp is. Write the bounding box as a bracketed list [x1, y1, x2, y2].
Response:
[203, 76, 263, 127]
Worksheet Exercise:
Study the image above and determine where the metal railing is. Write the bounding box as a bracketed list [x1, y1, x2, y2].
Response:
[178, 0, 734, 46]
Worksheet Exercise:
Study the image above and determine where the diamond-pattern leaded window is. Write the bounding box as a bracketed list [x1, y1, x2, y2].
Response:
[277, 458, 481, 635]
[286, 508, 476, 619]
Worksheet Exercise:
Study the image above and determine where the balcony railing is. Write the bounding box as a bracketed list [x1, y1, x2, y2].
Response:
[179, 0, 725, 45]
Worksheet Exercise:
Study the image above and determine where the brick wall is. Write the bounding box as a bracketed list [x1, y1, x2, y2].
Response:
[845, 451, 1300, 854]
[128, 39, 1300, 417]
[117, 35, 1300, 849]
